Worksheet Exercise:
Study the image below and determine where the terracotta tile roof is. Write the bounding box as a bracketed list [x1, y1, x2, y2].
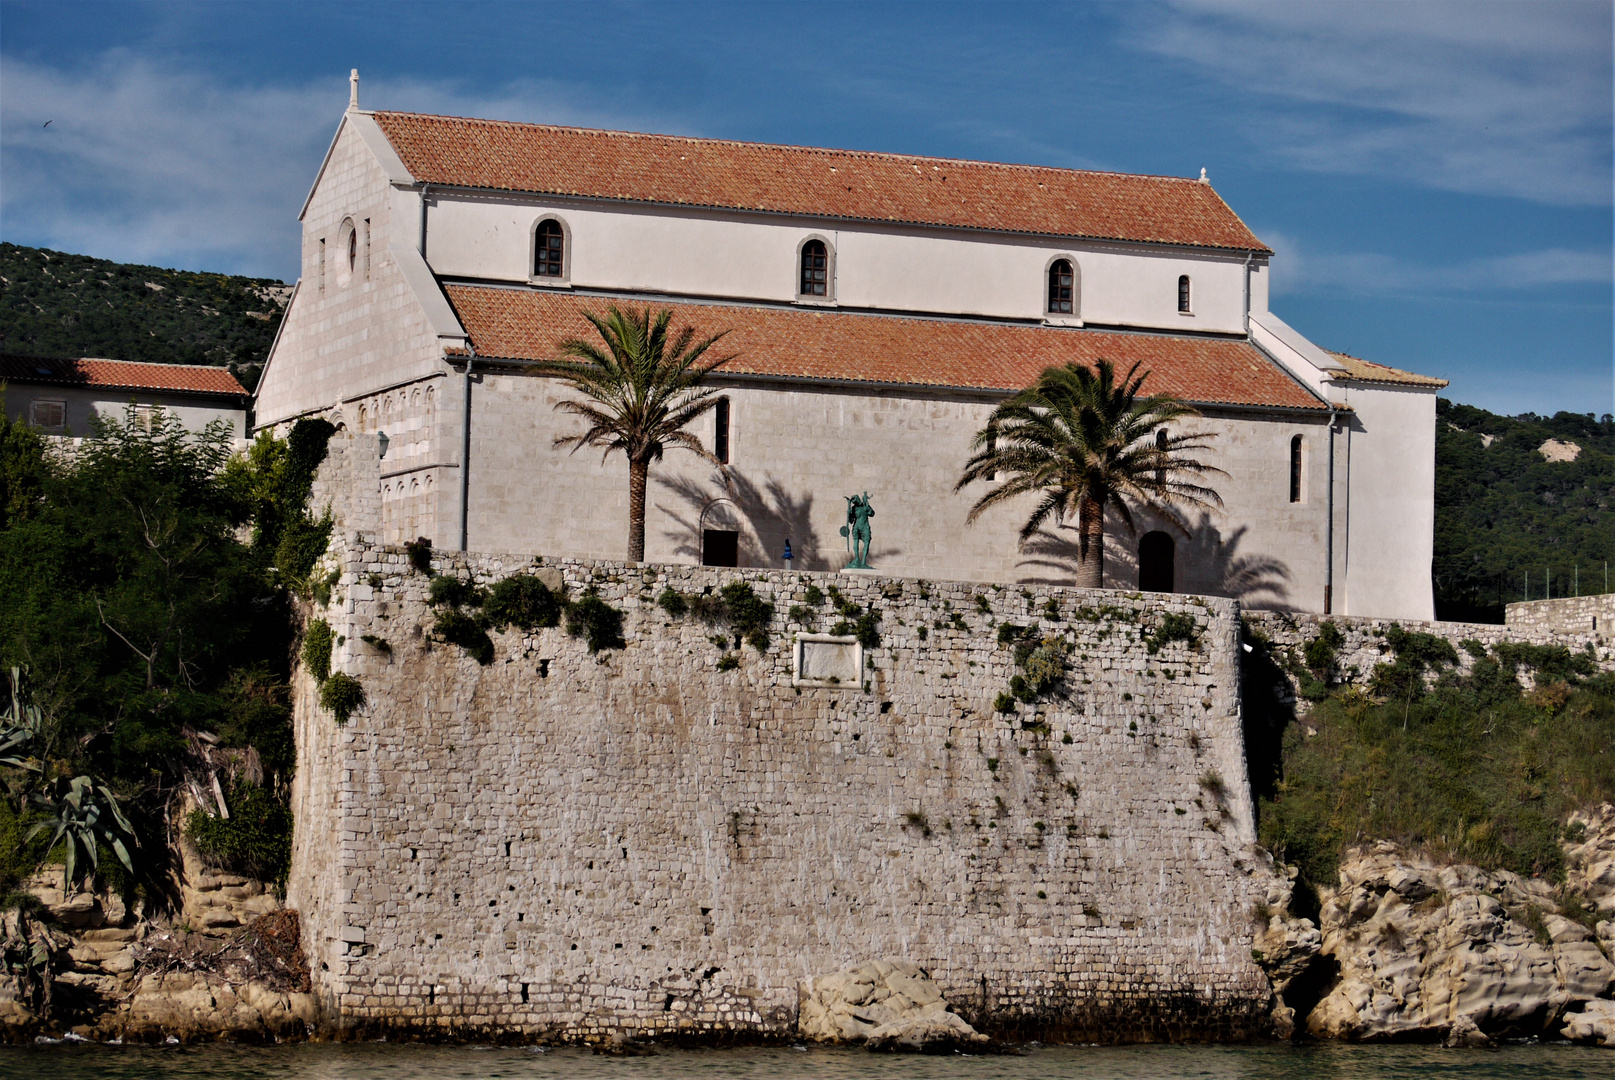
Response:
[372, 112, 1270, 254]
[1326, 351, 1448, 389]
[0, 354, 249, 397]
[441, 286, 1327, 412]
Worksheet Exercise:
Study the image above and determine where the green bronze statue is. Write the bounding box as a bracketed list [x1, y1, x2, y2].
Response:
[840, 492, 874, 569]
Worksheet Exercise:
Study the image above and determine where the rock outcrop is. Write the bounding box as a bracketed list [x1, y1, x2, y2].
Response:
[1563, 999, 1615, 1047]
[1, 860, 312, 1044]
[799, 960, 989, 1052]
[1305, 843, 1615, 1043]
[1246, 853, 1323, 1039]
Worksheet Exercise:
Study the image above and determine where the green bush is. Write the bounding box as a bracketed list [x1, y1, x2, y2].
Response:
[721, 581, 774, 651]
[1304, 621, 1344, 674]
[428, 575, 483, 609]
[318, 672, 366, 724]
[483, 574, 562, 630]
[854, 610, 880, 650]
[1370, 624, 1460, 701]
[405, 537, 433, 576]
[565, 593, 625, 654]
[1146, 612, 1200, 654]
[1022, 638, 1067, 694]
[185, 784, 293, 885]
[993, 692, 1016, 714]
[657, 587, 689, 618]
[803, 584, 824, 606]
[432, 609, 494, 665]
[301, 619, 333, 683]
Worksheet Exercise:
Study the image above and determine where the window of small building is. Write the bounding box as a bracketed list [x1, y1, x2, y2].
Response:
[1047, 259, 1074, 314]
[1177, 275, 1191, 313]
[30, 399, 65, 431]
[534, 219, 565, 277]
[800, 239, 828, 297]
[714, 397, 731, 464]
[1289, 435, 1303, 503]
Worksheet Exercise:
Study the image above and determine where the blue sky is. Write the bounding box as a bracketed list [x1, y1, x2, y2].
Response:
[1, 0, 1610, 415]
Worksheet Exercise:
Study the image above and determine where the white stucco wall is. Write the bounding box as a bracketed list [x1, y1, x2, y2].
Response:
[446, 371, 1330, 608]
[418, 196, 1251, 333]
[1333, 381, 1438, 621]
[3, 384, 245, 439]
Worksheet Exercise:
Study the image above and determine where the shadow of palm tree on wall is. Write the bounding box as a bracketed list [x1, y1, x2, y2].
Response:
[1013, 513, 1291, 607]
[656, 468, 825, 569]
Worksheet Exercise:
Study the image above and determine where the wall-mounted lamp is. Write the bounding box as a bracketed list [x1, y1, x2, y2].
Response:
[782, 538, 794, 571]
[377, 431, 389, 459]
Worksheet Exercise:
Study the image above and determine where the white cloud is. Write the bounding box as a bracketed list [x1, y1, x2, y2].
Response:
[1263, 227, 1612, 297]
[1135, 1, 1613, 205]
[0, 55, 689, 280]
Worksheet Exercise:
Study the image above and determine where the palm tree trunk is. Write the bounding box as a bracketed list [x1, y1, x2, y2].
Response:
[1076, 495, 1104, 589]
[627, 458, 648, 563]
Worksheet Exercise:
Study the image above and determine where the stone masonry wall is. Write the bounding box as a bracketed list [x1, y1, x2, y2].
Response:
[286, 530, 1285, 1043]
[1506, 595, 1615, 641]
[1244, 610, 1614, 694]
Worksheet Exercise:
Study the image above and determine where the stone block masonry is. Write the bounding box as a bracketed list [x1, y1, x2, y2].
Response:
[287, 531, 1287, 1043]
[1506, 595, 1615, 641]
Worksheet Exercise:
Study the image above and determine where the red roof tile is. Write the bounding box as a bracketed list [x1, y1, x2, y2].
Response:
[441, 286, 1326, 412]
[0, 354, 249, 397]
[373, 112, 1269, 254]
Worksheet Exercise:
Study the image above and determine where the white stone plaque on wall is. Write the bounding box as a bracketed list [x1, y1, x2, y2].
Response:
[793, 633, 863, 688]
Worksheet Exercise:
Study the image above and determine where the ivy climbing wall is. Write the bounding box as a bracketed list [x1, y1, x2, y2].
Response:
[287, 525, 1283, 1042]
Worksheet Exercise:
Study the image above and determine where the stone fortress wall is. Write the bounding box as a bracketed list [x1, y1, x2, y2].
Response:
[287, 516, 1289, 1041]
[1506, 594, 1615, 641]
[1245, 608, 1615, 688]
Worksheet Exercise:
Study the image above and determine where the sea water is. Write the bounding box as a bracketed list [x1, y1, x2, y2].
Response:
[0, 1041, 1607, 1080]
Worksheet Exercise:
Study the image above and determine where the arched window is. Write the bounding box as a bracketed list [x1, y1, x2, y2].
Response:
[714, 397, 731, 464]
[800, 239, 828, 297]
[347, 226, 358, 274]
[1289, 435, 1303, 503]
[1155, 428, 1168, 486]
[1178, 275, 1191, 313]
[1047, 259, 1074, 314]
[534, 219, 565, 277]
[1139, 531, 1175, 593]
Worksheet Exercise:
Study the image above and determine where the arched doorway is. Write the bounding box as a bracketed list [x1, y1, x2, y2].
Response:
[699, 499, 742, 567]
[1139, 531, 1175, 593]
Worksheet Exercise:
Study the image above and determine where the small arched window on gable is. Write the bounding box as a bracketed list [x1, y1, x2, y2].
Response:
[347, 226, 358, 276]
[1178, 275, 1192, 313]
[1289, 435, 1304, 503]
[800, 239, 828, 297]
[534, 219, 565, 278]
[1048, 259, 1074, 314]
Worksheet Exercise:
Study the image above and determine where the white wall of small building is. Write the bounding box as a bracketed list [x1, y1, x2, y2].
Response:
[3, 384, 245, 439]
[416, 194, 1251, 333]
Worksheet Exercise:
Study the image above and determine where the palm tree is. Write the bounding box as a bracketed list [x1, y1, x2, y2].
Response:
[536, 304, 735, 563]
[955, 359, 1225, 589]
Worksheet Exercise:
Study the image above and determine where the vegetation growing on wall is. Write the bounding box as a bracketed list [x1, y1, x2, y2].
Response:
[0, 243, 288, 390]
[1252, 627, 1615, 893]
[184, 783, 293, 884]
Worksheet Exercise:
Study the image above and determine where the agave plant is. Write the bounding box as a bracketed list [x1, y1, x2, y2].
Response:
[0, 667, 43, 773]
[26, 776, 137, 891]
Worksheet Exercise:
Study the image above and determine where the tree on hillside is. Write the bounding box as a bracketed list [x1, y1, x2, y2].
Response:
[955, 359, 1224, 588]
[534, 304, 735, 563]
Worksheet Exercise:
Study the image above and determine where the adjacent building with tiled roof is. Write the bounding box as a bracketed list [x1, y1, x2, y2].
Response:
[3, 353, 248, 438]
[257, 81, 1444, 620]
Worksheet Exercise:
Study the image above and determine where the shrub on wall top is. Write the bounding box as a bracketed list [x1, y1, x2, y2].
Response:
[565, 592, 625, 654]
[484, 574, 564, 631]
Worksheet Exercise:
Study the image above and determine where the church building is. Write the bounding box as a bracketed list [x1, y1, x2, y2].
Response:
[256, 77, 1445, 620]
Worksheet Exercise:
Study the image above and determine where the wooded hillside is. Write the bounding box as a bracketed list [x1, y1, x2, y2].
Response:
[0, 244, 288, 391]
[1435, 400, 1613, 621]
